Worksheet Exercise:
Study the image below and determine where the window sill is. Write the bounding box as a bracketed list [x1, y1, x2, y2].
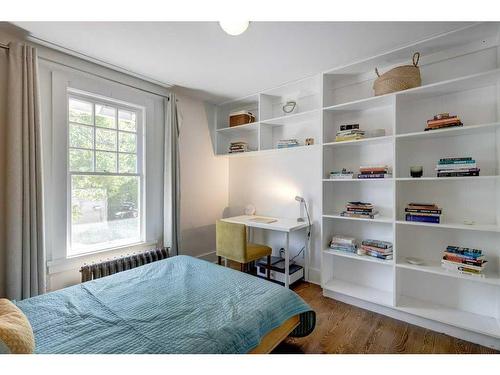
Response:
[46, 241, 158, 275]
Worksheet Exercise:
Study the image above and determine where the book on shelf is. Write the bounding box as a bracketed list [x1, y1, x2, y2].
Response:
[335, 127, 365, 142]
[342, 211, 379, 219]
[358, 239, 393, 260]
[438, 157, 474, 164]
[330, 169, 354, 179]
[441, 244, 487, 277]
[437, 170, 480, 177]
[361, 239, 393, 249]
[340, 124, 359, 131]
[277, 139, 300, 149]
[228, 141, 250, 153]
[330, 235, 357, 254]
[435, 156, 480, 177]
[425, 113, 463, 131]
[357, 173, 392, 179]
[341, 201, 379, 219]
[405, 208, 442, 214]
[405, 213, 440, 223]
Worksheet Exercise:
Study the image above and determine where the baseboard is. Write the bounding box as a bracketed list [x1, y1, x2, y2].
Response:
[323, 289, 500, 351]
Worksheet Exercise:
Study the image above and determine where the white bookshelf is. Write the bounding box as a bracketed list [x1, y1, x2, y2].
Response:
[321, 22, 500, 349]
[214, 22, 500, 348]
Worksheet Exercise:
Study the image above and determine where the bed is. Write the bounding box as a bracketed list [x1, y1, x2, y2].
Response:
[15, 255, 315, 354]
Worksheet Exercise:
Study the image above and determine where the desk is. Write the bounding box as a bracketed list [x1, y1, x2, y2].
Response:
[220, 215, 309, 288]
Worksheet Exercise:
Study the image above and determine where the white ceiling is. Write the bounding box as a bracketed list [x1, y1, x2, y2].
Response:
[14, 22, 472, 103]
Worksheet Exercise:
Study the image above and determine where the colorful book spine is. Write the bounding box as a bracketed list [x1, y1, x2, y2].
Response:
[405, 214, 440, 223]
[405, 208, 442, 214]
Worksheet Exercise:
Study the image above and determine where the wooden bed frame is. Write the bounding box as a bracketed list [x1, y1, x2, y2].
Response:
[248, 315, 300, 354]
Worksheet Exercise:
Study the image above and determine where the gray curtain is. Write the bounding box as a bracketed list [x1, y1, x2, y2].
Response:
[2, 43, 46, 299]
[163, 94, 181, 256]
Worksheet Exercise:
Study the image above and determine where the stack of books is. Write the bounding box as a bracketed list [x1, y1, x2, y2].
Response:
[277, 139, 300, 149]
[357, 165, 391, 179]
[228, 141, 249, 153]
[335, 124, 365, 142]
[341, 201, 379, 219]
[358, 239, 393, 261]
[442, 245, 487, 278]
[330, 235, 357, 254]
[425, 113, 463, 131]
[436, 157, 480, 177]
[405, 203, 442, 224]
[329, 168, 354, 179]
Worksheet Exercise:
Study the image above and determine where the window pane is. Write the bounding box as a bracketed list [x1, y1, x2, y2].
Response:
[96, 128, 117, 151]
[118, 110, 137, 132]
[96, 151, 117, 173]
[69, 98, 92, 125]
[119, 132, 136, 153]
[119, 153, 137, 174]
[70, 175, 140, 255]
[95, 104, 116, 128]
[69, 123, 93, 149]
[69, 149, 93, 172]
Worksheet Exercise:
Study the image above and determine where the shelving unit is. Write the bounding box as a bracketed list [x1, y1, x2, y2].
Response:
[215, 22, 500, 348]
[320, 22, 500, 349]
[215, 76, 322, 156]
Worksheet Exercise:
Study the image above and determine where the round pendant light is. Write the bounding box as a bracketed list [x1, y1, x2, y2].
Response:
[219, 21, 250, 36]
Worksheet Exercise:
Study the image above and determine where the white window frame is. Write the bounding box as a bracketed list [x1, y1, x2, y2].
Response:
[66, 89, 147, 256]
[45, 70, 166, 269]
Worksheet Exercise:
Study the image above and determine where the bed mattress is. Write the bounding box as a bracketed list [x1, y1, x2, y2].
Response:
[16, 255, 314, 353]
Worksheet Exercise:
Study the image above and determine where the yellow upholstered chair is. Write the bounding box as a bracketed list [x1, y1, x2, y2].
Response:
[216, 220, 272, 278]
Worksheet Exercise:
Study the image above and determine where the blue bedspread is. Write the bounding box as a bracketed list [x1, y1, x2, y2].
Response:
[16, 255, 314, 354]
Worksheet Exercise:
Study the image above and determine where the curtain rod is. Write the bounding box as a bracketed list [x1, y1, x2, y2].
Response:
[0, 39, 169, 100]
[39, 55, 170, 100]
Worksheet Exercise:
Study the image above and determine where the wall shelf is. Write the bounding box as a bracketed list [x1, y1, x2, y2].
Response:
[323, 214, 393, 224]
[323, 135, 394, 148]
[397, 295, 500, 339]
[395, 122, 500, 140]
[395, 220, 500, 233]
[323, 178, 394, 182]
[396, 262, 500, 286]
[324, 248, 393, 266]
[324, 279, 394, 307]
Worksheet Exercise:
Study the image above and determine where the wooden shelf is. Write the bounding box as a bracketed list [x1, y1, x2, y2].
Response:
[323, 135, 394, 148]
[396, 220, 500, 232]
[396, 122, 500, 140]
[324, 248, 393, 266]
[396, 262, 500, 286]
[324, 279, 393, 307]
[397, 295, 500, 339]
[323, 214, 393, 224]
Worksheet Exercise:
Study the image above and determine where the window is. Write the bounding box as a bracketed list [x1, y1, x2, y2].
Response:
[67, 93, 144, 256]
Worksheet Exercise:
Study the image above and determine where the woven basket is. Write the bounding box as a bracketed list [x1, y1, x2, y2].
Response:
[373, 52, 421, 96]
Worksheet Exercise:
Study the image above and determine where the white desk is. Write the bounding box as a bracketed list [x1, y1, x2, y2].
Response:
[220, 215, 310, 288]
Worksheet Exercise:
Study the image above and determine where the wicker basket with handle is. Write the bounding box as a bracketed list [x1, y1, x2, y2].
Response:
[373, 52, 421, 96]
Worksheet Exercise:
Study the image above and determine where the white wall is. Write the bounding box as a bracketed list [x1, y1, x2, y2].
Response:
[227, 148, 322, 284]
[176, 93, 229, 261]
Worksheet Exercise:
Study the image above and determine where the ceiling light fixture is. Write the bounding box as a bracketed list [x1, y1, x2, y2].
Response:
[219, 21, 250, 36]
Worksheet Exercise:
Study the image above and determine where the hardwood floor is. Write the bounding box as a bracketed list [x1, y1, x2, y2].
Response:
[273, 281, 498, 354]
